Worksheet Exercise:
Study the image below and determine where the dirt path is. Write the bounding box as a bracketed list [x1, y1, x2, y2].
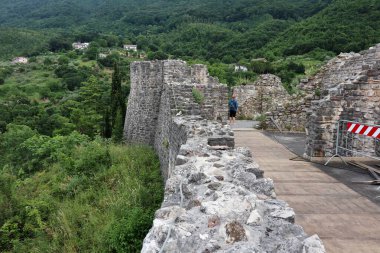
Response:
[235, 130, 380, 253]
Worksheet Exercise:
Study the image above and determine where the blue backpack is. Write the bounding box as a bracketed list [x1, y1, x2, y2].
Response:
[229, 100, 237, 111]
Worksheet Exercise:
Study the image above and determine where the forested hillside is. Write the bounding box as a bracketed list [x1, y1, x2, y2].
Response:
[0, 0, 330, 30]
[0, 28, 51, 59]
[261, 0, 380, 57]
[1, 0, 379, 62]
[1, 1, 380, 251]
[0, 49, 165, 252]
[0, 0, 331, 61]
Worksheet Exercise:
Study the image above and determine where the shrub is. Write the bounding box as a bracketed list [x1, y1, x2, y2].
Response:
[287, 61, 305, 74]
[315, 88, 321, 96]
[58, 56, 70, 65]
[192, 87, 204, 104]
[147, 51, 168, 60]
[68, 141, 112, 176]
[43, 58, 53, 66]
[255, 114, 267, 122]
[106, 207, 155, 253]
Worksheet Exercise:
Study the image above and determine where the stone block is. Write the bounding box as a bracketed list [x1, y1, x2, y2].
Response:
[207, 136, 235, 148]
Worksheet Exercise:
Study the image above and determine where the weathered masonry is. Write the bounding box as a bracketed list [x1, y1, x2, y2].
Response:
[124, 60, 325, 252]
[305, 44, 380, 158]
[254, 44, 380, 159]
[233, 74, 291, 120]
[124, 60, 228, 180]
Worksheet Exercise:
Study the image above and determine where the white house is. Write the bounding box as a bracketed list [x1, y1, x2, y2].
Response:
[123, 45, 138, 51]
[11, 57, 28, 64]
[72, 42, 90, 50]
[98, 53, 108, 59]
[234, 65, 248, 72]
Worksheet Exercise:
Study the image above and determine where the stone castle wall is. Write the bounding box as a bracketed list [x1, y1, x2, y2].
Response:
[124, 60, 228, 179]
[262, 76, 324, 132]
[124, 60, 325, 252]
[305, 44, 380, 157]
[260, 44, 380, 159]
[231, 74, 313, 132]
[233, 74, 290, 119]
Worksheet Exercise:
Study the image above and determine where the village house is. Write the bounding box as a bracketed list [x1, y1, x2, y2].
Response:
[98, 53, 108, 59]
[72, 42, 90, 50]
[251, 58, 268, 62]
[234, 64, 248, 72]
[123, 44, 138, 51]
[11, 57, 28, 64]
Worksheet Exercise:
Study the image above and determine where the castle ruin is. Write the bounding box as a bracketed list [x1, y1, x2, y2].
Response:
[245, 44, 380, 159]
[305, 44, 380, 158]
[123, 60, 324, 252]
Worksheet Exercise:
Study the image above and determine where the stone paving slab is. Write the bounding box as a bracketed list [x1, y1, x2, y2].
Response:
[281, 195, 380, 214]
[275, 182, 362, 196]
[262, 164, 327, 172]
[264, 171, 339, 183]
[296, 214, 380, 239]
[322, 239, 380, 253]
[235, 130, 380, 253]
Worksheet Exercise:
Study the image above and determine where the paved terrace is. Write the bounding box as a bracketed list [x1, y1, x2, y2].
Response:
[235, 129, 380, 253]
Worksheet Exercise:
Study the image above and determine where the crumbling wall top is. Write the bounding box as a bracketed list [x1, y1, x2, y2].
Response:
[305, 43, 380, 157]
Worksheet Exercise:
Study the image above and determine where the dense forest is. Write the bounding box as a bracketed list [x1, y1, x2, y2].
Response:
[1, 0, 380, 252]
[0, 50, 164, 252]
[1, 0, 379, 90]
[1, 0, 379, 62]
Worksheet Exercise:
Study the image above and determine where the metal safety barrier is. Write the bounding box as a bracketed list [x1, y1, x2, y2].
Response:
[325, 120, 380, 166]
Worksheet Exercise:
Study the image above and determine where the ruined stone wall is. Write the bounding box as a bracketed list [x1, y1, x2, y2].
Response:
[231, 74, 312, 131]
[124, 60, 228, 180]
[262, 75, 325, 132]
[123, 61, 165, 145]
[124, 60, 325, 252]
[260, 44, 380, 156]
[305, 44, 380, 157]
[264, 97, 307, 132]
[233, 74, 290, 119]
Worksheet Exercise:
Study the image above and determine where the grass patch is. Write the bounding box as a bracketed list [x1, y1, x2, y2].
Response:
[0, 139, 163, 253]
[192, 87, 204, 104]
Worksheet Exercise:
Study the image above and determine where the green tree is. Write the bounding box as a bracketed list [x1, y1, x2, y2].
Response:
[110, 63, 126, 141]
[0, 124, 36, 172]
[84, 43, 99, 60]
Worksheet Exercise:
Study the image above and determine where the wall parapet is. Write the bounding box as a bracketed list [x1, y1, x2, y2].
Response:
[141, 116, 325, 253]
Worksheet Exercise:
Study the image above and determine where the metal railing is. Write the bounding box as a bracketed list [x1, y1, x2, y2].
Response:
[325, 120, 380, 165]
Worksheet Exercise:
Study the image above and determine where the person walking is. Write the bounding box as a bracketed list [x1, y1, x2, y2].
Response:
[228, 94, 238, 124]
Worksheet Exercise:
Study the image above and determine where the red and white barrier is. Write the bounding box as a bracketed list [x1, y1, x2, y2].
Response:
[347, 122, 380, 139]
[325, 120, 380, 165]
